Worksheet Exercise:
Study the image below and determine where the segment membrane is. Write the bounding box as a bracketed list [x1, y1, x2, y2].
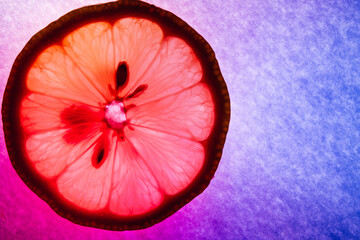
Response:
[22, 93, 106, 177]
[113, 18, 163, 97]
[57, 131, 117, 211]
[63, 22, 115, 102]
[124, 37, 203, 106]
[26, 45, 106, 107]
[127, 83, 214, 141]
[109, 137, 162, 215]
[26, 128, 103, 178]
[125, 126, 205, 195]
[21, 93, 104, 135]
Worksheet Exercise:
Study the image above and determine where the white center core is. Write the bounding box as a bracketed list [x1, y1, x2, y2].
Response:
[105, 101, 126, 129]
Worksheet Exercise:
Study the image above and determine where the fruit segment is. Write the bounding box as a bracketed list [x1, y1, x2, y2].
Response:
[113, 18, 163, 97]
[57, 131, 116, 210]
[21, 93, 105, 142]
[109, 138, 163, 215]
[26, 45, 106, 107]
[123, 37, 203, 106]
[22, 93, 106, 178]
[21, 93, 73, 134]
[125, 126, 205, 196]
[127, 83, 214, 141]
[63, 22, 115, 103]
[26, 128, 103, 178]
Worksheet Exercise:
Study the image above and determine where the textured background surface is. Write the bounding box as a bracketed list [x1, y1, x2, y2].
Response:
[1, 0, 360, 239]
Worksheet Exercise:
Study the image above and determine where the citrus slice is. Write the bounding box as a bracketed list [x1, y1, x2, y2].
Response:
[2, 0, 230, 230]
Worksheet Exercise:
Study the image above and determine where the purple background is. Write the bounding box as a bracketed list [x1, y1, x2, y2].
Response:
[1, 0, 360, 239]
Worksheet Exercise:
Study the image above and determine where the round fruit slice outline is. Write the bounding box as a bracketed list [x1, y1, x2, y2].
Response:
[2, 0, 230, 230]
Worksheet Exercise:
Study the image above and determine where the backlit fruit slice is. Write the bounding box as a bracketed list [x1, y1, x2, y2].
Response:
[2, 0, 230, 230]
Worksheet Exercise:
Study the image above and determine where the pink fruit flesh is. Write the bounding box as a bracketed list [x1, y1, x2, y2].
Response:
[20, 18, 215, 215]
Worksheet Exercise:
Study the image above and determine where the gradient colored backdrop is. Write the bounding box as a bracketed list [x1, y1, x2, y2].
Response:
[1, 0, 359, 239]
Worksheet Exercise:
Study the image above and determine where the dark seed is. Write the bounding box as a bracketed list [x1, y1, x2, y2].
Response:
[97, 149, 105, 165]
[116, 62, 128, 89]
[126, 84, 148, 99]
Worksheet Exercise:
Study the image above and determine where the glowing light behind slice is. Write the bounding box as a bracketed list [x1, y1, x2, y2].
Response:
[125, 126, 205, 196]
[124, 37, 202, 106]
[127, 83, 214, 141]
[26, 45, 106, 107]
[113, 18, 163, 97]
[109, 137, 163, 215]
[57, 131, 116, 211]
